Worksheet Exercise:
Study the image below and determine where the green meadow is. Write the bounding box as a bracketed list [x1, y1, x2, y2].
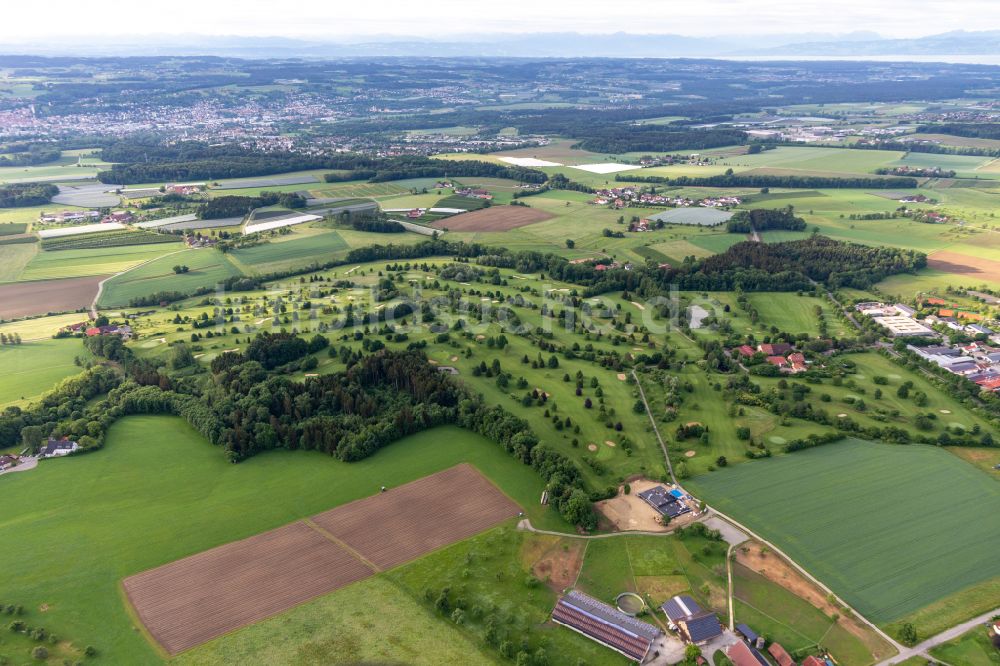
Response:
[98, 248, 242, 306]
[228, 230, 349, 273]
[20, 243, 185, 282]
[0, 339, 91, 410]
[688, 439, 1000, 634]
[0, 417, 564, 664]
[733, 563, 891, 665]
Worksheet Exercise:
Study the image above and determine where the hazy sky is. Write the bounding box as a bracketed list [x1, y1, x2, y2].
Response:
[1, 0, 997, 40]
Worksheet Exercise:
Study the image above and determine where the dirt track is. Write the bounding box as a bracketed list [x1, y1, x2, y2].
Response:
[122, 464, 521, 655]
[429, 206, 553, 231]
[0, 276, 105, 319]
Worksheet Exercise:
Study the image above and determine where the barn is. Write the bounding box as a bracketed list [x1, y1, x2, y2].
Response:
[552, 590, 661, 662]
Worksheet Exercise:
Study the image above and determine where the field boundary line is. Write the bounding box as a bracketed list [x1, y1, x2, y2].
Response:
[631, 367, 904, 657]
[571, 540, 590, 589]
[623, 536, 638, 593]
[517, 518, 675, 539]
[631, 369, 677, 484]
[91, 246, 191, 315]
[117, 581, 171, 660]
[301, 518, 382, 573]
[735, 594, 818, 651]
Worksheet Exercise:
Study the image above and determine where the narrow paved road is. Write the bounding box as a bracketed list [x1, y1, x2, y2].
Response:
[876, 607, 1000, 665]
[629, 370, 906, 657]
[91, 247, 192, 317]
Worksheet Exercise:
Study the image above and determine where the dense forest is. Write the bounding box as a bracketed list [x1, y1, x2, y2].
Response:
[572, 127, 746, 153]
[95, 140, 548, 185]
[350, 216, 405, 233]
[617, 172, 919, 189]
[198, 192, 306, 219]
[7, 343, 595, 529]
[325, 156, 547, 185]
[0, 182, 59, 207]
[0, 143, 62, 167]
[726, 207, 807, 233]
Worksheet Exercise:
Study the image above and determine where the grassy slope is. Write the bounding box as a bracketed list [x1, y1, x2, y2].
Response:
[0, 339, 91, 410]
[0, 242, 37, 282]
[174, 578, 501, 666]
[0, 417, 565, 664]
[576, 533, 728, 615]
[688, 439, 1000, 628]
[386, 526, 626, 666]
[98, 248, 241, 306]
[20, 243, 184, 282]
[733, 563, 882, 666]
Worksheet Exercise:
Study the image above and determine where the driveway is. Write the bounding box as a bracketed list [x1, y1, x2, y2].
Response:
[645, 633, 687, 665]
[0, 456, 38, 477]
[701, 514, 750, 546]
[702, 629, 741, 665]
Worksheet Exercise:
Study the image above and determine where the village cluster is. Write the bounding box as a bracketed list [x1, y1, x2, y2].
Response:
[732, 342, 810, 374]
[855, 301, 1000, 392]
[591, 187, 741, 211]
[551, 586, 834, 666]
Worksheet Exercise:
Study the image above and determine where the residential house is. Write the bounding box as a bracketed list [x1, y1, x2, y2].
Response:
[103, 211, 133, 223]
[85, 324, 132, 339]
[660, 595, 722, 645]
[758, 342, 793, 356]
[0, 455, 18, 470]
[726, 640, 770, 666]
[41, 438, 78, 458]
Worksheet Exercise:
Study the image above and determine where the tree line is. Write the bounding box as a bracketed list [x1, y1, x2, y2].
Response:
[725, 206, 806, 233]
[616, 172, 919, 189]
[198, 192, 306, 220]
[0, 183, 59, 207]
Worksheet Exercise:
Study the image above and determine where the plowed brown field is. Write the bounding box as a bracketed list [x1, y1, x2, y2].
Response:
[311, 463, 521, 570]
[927, 250, 1000, 283]
[123, 521, 373, 655]
[123, 464, 520, 654]
[0, 276, 105, 319]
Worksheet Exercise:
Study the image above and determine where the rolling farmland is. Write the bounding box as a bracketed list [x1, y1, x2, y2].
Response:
[124, 521, 375, 654]
[228, 230, 349, 271]
[0, 339, 91, 409]
[688, 439, 1000, 626]
[19, 243, 183, 282]
[429, 206, 553, 231]
[98, 248, 241, 306]
[0, 418, 556, 664]
[123, 463, 521, 654]
[0, 276, 104, 318]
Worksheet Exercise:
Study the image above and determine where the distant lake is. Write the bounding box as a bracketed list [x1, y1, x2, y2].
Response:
[719, 54, 1000, 66]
